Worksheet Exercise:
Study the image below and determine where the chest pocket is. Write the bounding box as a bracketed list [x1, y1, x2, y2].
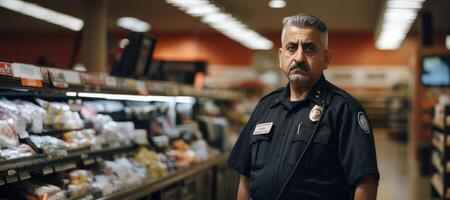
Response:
[289, 123, 333, 168]
[250, 134, 272, 170]
[293, 123, 332, 145]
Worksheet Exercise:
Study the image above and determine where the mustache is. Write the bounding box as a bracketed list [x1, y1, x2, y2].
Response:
[289, 61, 309, 72]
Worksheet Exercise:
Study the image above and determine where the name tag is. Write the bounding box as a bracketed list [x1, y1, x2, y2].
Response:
[253, 122, 273, 135]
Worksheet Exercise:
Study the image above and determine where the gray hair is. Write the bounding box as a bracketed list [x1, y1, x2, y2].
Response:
[281, 13, 328, 49]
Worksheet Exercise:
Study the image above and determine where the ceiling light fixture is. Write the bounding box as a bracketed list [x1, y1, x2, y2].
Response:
[268, 0, 286, 8]
[0, 0, 83, 31]
[74, 92, 195, 103]
[166, 0, 273, 50]
[375, 0, 427, 50]
[117, 17, 150, 32]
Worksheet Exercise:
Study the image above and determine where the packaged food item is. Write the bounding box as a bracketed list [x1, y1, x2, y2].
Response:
[94, 120, 137, 147]
[100, 158, 147, 191]
[66, 169, 93, 199]
[54, 111, 84, 130]
[190, 139, 209, 161]
[13, 100, 46, 133]
[86, 114, 113, 133]
[0, 144, 36, 160]
[62, 129, 97, 150]
[0, 100, 20, 148]
[10, 181, 64, 200]
[0, 116, 18, 148]
[30, 135, 68, 157]
[167, 139, 198, 168]
[36, 99, 83, 130]
[134, 147, 168, 179]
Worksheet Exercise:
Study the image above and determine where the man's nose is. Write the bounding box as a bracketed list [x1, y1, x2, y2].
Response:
[292, 48, 305, 64]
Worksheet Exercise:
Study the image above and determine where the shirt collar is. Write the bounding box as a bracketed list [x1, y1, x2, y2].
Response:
[270, 75, 328, 108]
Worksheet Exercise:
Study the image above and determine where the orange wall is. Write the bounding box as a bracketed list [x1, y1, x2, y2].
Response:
[0, 31, 424, 69]
[0, 32, 78, 69]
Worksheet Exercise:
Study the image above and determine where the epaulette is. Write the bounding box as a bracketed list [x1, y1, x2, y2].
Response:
[324, 82, 364, 111]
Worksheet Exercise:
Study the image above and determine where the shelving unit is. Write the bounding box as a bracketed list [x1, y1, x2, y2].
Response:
[431, 105, 450, 199]
[0, 60, 241, 199]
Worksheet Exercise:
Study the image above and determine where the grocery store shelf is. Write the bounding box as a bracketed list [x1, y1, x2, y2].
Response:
[431, 173, 450, 198]
[30, 128, 86, 137]
[432, 136, 445, 154]
[0, 62, 242, 101]
[431, 173, 444, 198]
[432, 153, 444, 175]
[99, 153, 229, 200]
[0, 144, 137, 184]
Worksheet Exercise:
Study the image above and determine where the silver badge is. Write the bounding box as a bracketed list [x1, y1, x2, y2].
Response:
[309, 105, 324, 122]
[358, 112, 371, 134]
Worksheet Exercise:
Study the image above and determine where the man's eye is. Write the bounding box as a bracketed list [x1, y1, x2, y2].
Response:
[287, 46, 296, 52]
[304, 45, 315, 53]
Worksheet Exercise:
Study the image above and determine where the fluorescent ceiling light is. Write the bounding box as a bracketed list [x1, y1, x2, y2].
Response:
[269, 0, 286, 8]
[375, 0, 427, 50]
[0, 0, 83, 31]
[65, 92, 77, 97]
[184, 4, 218, 16]
[166, 0, 273, 50]
[75, 92, 195, 103]
[117, 17, 150, 32]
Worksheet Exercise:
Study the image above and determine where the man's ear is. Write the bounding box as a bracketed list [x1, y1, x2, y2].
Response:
[323, 49, 331, 70]
[278, 48, 283, 69]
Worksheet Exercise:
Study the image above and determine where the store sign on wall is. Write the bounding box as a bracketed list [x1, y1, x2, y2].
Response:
[0, 62, 13, 77]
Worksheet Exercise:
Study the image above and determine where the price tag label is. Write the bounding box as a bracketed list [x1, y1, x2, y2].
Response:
[0, 179, 5, 186]
[125, 78, 136, 91]
[12, 63, 43, 80]
[0, 62, 13, 76]
[21, 78, 43, 88]
[54, 165, 64, 172]
[48, 68, 68, 88]
[39, 67, 49, 81]
[42, 166, 54, 175]
[7, 170, 16, 176]
[136, 80, 148, 95]
[6, 175, 18, 183]
[104, 76, 117, 88]
[63, 163, 77, 170]
[19, 172, 31, 181]
[80, 73, 102, 86]
[64, 70, 81, 85]
[83, 158, 95, 165]
[115, 78, 126, 89]
[80, 154, 88, 159]
[95, 157, 103, 162]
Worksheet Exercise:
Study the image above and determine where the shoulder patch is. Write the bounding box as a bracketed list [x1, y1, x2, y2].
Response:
[358, 112, 371, 134]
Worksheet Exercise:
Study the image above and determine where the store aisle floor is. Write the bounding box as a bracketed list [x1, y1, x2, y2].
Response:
[374, 129, 433, 200]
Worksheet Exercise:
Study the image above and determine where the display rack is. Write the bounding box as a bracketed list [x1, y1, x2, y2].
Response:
[0, 60, 240, 199]
[0, 60, 241, 101]
[431, 105, 450, 199]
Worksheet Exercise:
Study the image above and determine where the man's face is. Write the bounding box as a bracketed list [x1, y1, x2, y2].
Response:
[278, 25, 330, 88]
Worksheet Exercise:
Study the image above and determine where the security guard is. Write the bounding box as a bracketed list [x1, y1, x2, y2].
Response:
[228, 13, 379, 200]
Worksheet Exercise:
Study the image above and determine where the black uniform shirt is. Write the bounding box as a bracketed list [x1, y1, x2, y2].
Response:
[228, 75, 379, 200]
